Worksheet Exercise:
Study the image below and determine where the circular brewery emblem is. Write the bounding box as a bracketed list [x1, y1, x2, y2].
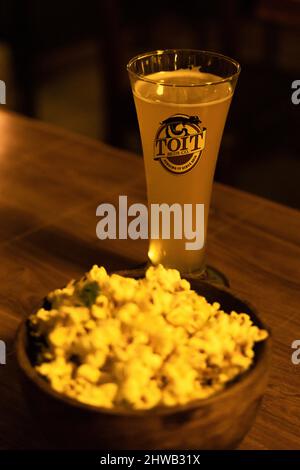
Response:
[154, 114, 206, 175]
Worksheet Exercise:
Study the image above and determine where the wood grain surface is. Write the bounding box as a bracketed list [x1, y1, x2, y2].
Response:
[0, 110, 299, 450]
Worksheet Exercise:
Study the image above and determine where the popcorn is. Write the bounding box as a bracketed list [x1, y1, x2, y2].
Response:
[31, 265, 268, 410]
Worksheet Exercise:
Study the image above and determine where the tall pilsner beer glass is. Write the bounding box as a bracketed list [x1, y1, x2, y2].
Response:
[127, 50, 240, 274]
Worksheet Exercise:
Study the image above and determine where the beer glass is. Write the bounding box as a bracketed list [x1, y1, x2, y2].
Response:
[127, 49, 240, 276]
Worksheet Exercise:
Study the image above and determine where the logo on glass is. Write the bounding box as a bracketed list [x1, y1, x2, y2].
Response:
[154, 114, 206, 175]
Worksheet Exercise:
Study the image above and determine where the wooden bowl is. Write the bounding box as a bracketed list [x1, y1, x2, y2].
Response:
[16, 272, 271, 450]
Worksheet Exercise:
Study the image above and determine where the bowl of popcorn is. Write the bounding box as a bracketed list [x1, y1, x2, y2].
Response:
[16, 265, 270, 450]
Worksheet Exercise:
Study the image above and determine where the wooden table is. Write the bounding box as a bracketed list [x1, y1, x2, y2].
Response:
[0, 110, 299, 450]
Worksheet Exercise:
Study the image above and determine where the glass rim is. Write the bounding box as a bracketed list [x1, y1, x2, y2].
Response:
[127, 49, 241, 87]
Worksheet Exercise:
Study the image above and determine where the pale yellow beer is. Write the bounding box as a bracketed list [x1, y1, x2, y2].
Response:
[128, 51, 240, 273]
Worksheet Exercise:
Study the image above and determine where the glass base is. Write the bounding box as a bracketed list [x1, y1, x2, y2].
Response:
[187, 265, 229, 287]
[133, 262, 229, 287]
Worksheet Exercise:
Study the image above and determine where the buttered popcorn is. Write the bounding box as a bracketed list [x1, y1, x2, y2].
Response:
[28, 265, 268, 410]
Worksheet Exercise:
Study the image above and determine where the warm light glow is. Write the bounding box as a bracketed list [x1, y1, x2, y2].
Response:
[157, 84, 164, 96]
[148, 246, 158, 264]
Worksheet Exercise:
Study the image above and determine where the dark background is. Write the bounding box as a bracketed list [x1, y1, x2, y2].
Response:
[0, 0, 299, 207]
